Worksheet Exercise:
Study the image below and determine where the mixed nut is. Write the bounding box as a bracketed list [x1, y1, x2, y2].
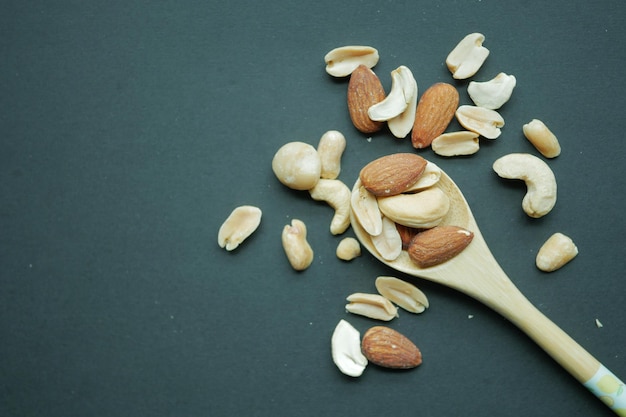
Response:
[218, 32, 581, 380]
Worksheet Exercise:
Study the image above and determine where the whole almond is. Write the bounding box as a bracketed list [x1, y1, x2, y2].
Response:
[359, 153, 427, 197]
[361, 326, 422, 369]
[411, 83, 459, 149]
[347, 65, 386, 134]
[407, 225, 474, 268]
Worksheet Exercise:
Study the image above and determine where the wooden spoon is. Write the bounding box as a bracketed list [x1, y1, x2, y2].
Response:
[351, 165, 626, 415]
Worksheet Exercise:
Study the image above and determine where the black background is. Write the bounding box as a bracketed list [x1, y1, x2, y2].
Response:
[1, 1, 625, 416]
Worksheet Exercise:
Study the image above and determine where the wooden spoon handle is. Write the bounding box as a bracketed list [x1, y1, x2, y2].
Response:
[504, 292, 626, 415]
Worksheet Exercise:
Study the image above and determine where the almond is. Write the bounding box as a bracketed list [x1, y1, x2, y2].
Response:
[395, 223, 421, 250]
[407, 225, 474, 268]
[359, 153, 427, 197]
[361, 326, 422, 369]
[411, 83, 459, 149]
[347, 65, 386, 134]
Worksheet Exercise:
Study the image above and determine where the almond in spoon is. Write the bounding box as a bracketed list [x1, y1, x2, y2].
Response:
[359, 153, 427, 197]
[407, 225, 474, 268]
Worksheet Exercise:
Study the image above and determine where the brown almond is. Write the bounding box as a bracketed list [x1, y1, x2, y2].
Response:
[359, 153, 427, 197]
[347, 65, 386, 134]
[407, 225, 474, 268]
[361, 326, 422, 369]
[395, 223, 421, 250]
[411, 83, 459, 149]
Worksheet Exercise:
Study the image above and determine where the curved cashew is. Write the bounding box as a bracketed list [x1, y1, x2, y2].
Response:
[492, 153, 557, 218]
[331, 319, 368, 377]
[468, 72, 516, 110]
[377, 187, 450, 229]
[309, 179, 351, 235]
[317, 130, 346, 179]
[368, 65, 417, 126]
[281, 219, 314, 271]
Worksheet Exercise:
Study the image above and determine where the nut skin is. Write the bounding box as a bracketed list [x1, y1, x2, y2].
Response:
[359, 153, 427, 197]
[347, 65, 386, 133]
[361, 326, 422, 369]
[411, 83, 459, 149]
[407, 225, 474, 268]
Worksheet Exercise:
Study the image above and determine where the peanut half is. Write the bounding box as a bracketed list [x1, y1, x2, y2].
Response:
[455, 105, 504, 139]
[536, 232, 578, 272]
[345, 293, 398, 321]
[446, 33, 490, 80]
[523, 119, 561, 158]
[218, 205, 262, 251]
[281, 219, 314, 271]
[431, 131, 480, 157]
[375, 276, 429, 314]
[324, 45, 379, 78]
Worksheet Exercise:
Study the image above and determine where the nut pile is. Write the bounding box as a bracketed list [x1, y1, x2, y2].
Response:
[218, 32, 583, 381]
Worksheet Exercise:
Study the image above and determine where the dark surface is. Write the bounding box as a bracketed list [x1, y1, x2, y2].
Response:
[1, 1, 625, 416]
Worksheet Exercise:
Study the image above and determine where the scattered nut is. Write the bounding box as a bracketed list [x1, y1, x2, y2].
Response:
[217, 205, 262, 251]
[331, 319, 368, 377]
[523, 119, 561, 158]
[411, 82, 460, 149]
[467, 72, 517, 110]
[431, 131, 480, 157]
[455, 105, 505, 139]
[492, 153, 557, 218]
[324, 45, 379, 78]
[272, 142, 321, 190]
[375, 276, 429, 313]
[361, 326, 422, 369]
[347, 65, 386, 133]
[536, 232, 578, 272]
[445, 32, 490, 80]
[317, 130, 347, 179]
[309, 179, 352, 235]
[336, 237, 361, 261]
[370, 216, 403, 261]
[345, 293, 398, 321]
[359, 153, 427, 197]
[351, 184, 383, 237]
[377, 187, 450, 229]
[281, 219, 314, 271]
[407, 225, 474, 268]
[368, 65, 418, 139]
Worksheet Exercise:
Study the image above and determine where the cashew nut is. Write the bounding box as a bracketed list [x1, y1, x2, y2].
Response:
[324, 45, 379, 78]
[492, 153, 557, 218]
[536, 232, 578, 272]
[217, 205, 262, 251]
[272, 141, 321, 191]
[309, 179, 351, 235]
[331, 319, 368, 377]
[368, 65, 418, 139]
[377, 187, 450, 229]
[523, 119, 561, 158]
[468, 72, 517, 110]
[281, 219, 314, 271]
[446, 33, 490, 79]
[317, 130, 346, 179]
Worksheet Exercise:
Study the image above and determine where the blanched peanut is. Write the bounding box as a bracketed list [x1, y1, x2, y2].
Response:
[536, 233, 578, 272]
[370, 216, 402, 261]
[281, 219, 314, 271]
[523, 119, 561, 158]
[468, 72, 517, 110]
[345, 293, 398, 321]
[455, 105, 504, 139]
[324, 45, 379, 77]
[317, 130, 346, 179]
[351, 184, 383, 237]
[446, 33, 490, 80]
[375, 276, 429, 313]
[431, 131, 480, 157]
[218, 205, 262, 251]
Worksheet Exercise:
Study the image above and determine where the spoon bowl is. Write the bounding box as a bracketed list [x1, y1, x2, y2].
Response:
[351, 160, 625, 415]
